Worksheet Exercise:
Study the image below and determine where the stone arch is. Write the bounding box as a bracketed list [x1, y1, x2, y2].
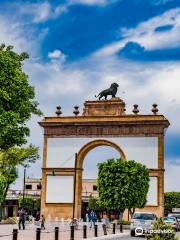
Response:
[75, 139, 126, 218]
[77, 139, 126, 169]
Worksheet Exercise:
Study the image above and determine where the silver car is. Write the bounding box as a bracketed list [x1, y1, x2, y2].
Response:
[168, 213, 180, 223]
[163, 217, 180, 231]
[130, 212, 157, 237]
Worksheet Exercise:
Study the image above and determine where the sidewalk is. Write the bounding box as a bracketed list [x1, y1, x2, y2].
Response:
[0, 222, 129, 240]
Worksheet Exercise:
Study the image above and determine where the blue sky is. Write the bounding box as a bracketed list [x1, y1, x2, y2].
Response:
[0, 0, 180, 191]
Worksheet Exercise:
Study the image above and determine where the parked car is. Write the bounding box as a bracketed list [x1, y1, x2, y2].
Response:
[168, 213, 180, 223]
[163, 216, 180, 231]
[130, 212, 157, 237]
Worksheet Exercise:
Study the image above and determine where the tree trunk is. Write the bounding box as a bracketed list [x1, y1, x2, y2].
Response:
[129, 208, 135, 219]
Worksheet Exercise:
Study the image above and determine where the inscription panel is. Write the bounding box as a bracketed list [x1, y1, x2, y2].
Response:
[44, 125, 163, 136]
[46, 137, 158, 168]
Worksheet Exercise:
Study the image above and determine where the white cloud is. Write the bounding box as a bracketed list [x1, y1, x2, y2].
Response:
[24, 61, 85, 103]
[10, 0, 115, 24]
[68, 0, 113, 6]
[33, 2, 52, 23]
[17, 2, 52, 23]
[15, 1, 68, 23]
[48, 49, 66, 63]
[0, 16, 36, 54]
[95, 7, 180, 57]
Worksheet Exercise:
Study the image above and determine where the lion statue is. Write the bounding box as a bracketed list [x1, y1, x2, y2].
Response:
[95, 83, 119, 100]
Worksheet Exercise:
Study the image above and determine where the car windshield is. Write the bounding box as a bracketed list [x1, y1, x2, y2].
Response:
[169, 214, 180, 219]
[163, 217, 176, 221]
[133, 213, 155, 220]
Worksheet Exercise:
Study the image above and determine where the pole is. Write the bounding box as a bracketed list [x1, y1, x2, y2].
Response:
[70, 226, 74, 240]
[22, 166, 26, 208]
[102, 224, 107, 235]
[112, 223, 116, 234]
[73, 153, 77, 219]
[12, 229, 18, 240]
[120, 223, 123, 233]
[36, 228, 41, 240]
[94, 225, 98, 237]
[83, 225, 87, 239]
[55, 227, 59, 240]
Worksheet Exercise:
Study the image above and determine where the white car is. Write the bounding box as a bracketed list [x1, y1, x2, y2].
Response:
[130, 212, 157, 237]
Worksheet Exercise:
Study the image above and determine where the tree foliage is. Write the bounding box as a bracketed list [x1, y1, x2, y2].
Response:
[97, 159, 149, 215]
[164, 192, 180, 215]
[0, 44, 42, 149]
[0, 144, 39, 205]
[18, 196, 34, 212]
[88, 196, 101, 211]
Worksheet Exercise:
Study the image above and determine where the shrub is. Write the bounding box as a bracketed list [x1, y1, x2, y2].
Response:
[146, 218, 178, 240]
[118, 219, 131, 225]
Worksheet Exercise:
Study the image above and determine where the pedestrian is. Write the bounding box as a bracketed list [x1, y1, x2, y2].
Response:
[86, 212, 89, 222]
[41, 214, 45, 230]
[89, 210, 97, 228]
[18, 208, 26, 230]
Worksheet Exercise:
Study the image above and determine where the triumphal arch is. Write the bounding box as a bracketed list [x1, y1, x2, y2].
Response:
[39, 96, 169, 219]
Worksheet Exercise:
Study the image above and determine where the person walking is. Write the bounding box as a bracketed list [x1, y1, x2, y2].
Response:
[89, 210, 97, 228]
[41, 214, 45, 230]
[18, 208, 26, 230]
[86, 212, 89, 222]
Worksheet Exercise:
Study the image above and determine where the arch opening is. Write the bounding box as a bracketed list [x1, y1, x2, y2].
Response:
[77, 139, 126, 169]
[75, 139, 126, 218]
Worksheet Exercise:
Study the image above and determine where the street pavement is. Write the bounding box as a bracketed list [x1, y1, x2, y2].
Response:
[0, 222, 128, 240]
[0, 222, 180, 240]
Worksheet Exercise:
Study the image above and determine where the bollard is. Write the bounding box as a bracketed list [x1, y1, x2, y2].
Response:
[70, 225, 74, 240]
[36, 228, 41, 240]
[12, 229, 18, 240]
[112, 223, 116, 234]
[83, 225, 87, 239]
[120, 223, 123, 233]
[94, 224, 98, 237]
[102, 224, 107, 235]
[55, 227, 59, 240]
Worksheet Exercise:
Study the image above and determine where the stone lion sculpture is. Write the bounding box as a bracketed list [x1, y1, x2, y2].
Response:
[95, 83, 119, 100]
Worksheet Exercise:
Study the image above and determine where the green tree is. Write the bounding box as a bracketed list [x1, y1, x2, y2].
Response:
[0, 44, 42, 150]
[18, 196, 34, 213]
[88, 196, 101, 211]
[34, 198, 41, 210]
[164, 192, 180, 215]
[0, 144, 39, 205]
[97, 159, 150, 218]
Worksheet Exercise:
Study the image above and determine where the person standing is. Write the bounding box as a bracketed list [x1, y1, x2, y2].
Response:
[89, 210, 97, 228]
[18, 208, 26, 230]
[41, 215, 45, 230]
[86, 212, 89, 222]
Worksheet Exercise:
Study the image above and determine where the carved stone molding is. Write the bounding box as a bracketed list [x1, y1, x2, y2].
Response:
[44, 124, 165, 136]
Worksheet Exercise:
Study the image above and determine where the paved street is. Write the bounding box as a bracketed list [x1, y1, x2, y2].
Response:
[0, 222, 129, 240]
[0, 223, 180, 240]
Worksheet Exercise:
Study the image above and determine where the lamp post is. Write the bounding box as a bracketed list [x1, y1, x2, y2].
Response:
[73, 153, 78, 219]
[22, 164, 28, 208]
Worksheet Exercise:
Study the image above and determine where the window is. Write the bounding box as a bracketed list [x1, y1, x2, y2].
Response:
[25, 184, 32, 190]
[37, 184, 41, 190]
[93, 185, 97, 191]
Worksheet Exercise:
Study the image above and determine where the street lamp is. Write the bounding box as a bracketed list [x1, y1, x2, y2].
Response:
[22, 164, 28, 208]
[73, 153, 78, 219]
